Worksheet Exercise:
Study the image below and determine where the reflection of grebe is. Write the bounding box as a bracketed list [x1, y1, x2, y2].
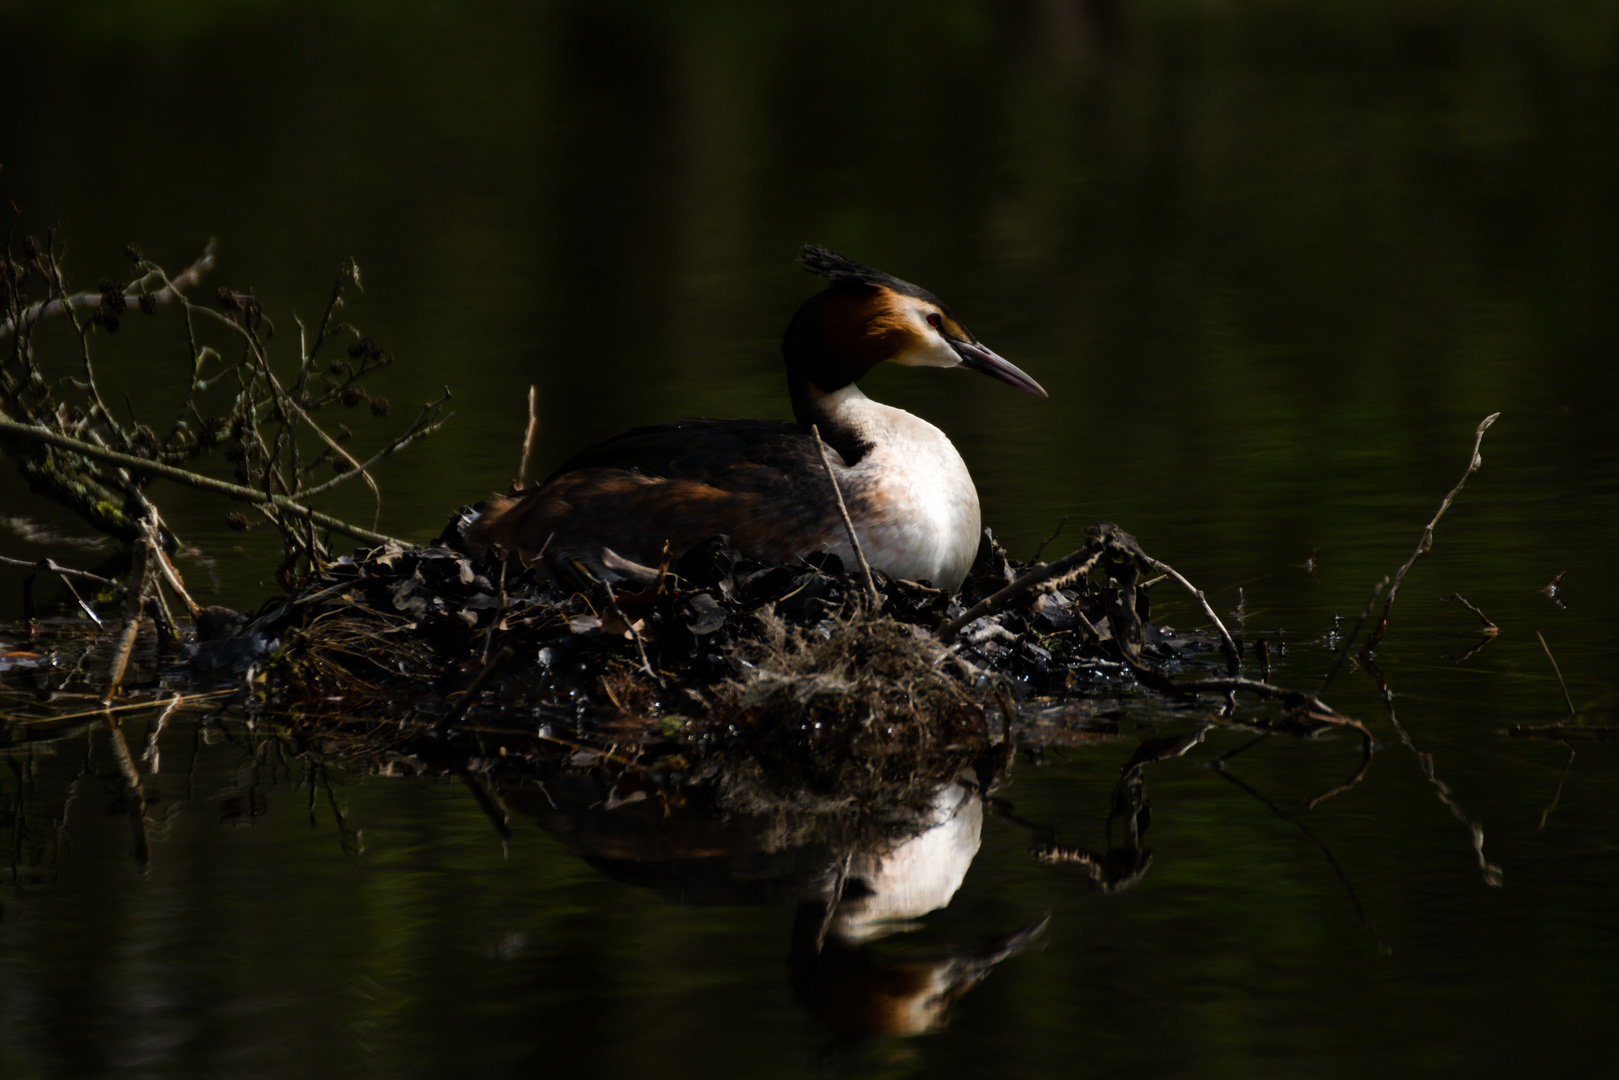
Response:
[467, 246, 1045, 592]
[792, 783, 1048, 1038]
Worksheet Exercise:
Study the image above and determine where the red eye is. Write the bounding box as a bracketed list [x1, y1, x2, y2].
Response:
[925, 312, 942, 328]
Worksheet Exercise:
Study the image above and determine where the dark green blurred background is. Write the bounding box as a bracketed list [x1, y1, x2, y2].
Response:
[2, 2, 1617, 1077]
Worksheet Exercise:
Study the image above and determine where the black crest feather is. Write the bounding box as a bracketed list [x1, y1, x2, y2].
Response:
[798, 244, 936, 302]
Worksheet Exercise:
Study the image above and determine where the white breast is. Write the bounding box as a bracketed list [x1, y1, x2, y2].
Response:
[818, 386, 982, 591]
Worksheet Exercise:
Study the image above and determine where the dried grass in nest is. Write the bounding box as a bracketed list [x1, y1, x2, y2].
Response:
[271, 603, 440, 719]
[702, 605, 991, 841]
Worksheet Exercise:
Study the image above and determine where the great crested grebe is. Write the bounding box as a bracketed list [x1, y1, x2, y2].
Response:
[465, 245, 1045, 593]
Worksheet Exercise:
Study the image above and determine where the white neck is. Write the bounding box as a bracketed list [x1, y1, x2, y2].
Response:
[814, 384, 983, 591]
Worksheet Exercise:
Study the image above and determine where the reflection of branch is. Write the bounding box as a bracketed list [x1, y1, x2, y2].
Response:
[1212, 764, 1385, 951]
[1363, 413, 1499, 656]
[1530, 632, 1578, 831]
[103, 719, 151, 876]
[1367, 660, 1502, 887]
[452, 759, 513, 843]
[1539, 745, 1575, 830]
[1535, 631, 1577, 717]
[1317, 578, 1386, 695]
[1180, 673, 1375, 805]
[991, 731, 1213, 895]
[317, 764, 362, 857]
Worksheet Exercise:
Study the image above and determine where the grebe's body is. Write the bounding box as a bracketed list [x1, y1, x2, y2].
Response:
[467, 246, 1044, 593]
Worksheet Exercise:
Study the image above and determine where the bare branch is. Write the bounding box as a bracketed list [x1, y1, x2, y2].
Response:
[0, 240, 218, 340]
[0, 414, 409, 547]
[1362, 413, 1500, 656]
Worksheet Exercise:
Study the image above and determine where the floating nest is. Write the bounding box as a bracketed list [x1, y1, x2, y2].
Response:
[177, 517, 1219, 832]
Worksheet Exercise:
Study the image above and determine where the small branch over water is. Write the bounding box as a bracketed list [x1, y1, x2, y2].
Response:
[1362, 412, 1500, 656]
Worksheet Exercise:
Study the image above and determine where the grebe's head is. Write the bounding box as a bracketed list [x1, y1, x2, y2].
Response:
[783, 244, 1047, 398]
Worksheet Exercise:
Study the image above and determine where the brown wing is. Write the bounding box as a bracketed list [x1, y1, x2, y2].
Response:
[467, 419, 845, 577]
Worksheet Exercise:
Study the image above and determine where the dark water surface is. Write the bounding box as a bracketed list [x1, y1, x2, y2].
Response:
[3, 2, 1618, 1076]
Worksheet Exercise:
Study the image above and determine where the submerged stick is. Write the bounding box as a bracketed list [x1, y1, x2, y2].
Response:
[811, 424, 879, 606]
[0, 415, 409, 547]
[1362, 412, 1500, 656]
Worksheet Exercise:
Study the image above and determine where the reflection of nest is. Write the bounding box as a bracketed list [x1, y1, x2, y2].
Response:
[709, 608, 984, 813]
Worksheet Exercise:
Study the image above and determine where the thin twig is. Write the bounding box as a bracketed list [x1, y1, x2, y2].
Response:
[811, 424, 879, 606]
[1140, 556, 1241, 676]
[1362, 412, 1500, 656]
[1442, 592, 1498, 633]
[1536, 631, 1576, 717]
[517, 384, 539, 491]
[0, 554, 123, 589]
[1030, 516, 1067, 563]
[1317, 577, 1387, 696]
[294, 391, 454, 500]
[602, 580, 660, 686]
[937, 546, 1104, 642]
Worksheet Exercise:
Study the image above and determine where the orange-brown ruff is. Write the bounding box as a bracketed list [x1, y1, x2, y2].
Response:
[466, 245, 1046, 592]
